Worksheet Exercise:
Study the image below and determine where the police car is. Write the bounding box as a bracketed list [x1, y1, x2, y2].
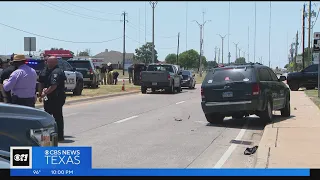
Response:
[26, 57, 84, 95]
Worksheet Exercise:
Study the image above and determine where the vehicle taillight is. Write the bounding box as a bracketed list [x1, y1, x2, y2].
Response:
[252, 83, 260, 95]
[89, 69, 93, 74]
[201, 87, 205, 98]
[168, 74, 170, 80]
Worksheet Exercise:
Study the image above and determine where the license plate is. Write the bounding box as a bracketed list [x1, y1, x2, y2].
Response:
[222, 92, 233, 98]
[152, 82, 157, 85]
[65, 78, 75, 84]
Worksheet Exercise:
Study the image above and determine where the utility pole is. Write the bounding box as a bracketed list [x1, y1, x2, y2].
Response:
[186, 2, 188, 51]
[308, 1, 311, 64]
[218, 48, 221, 64]
[233, 42, 239, 60]
[294, 31, 299, 71]
[214, 46, 218, 62]
[202, 9, 206, 54]
[149, 1, 158, 63]
[302, 3, 306, 69]
[121, 11, 128, 76]
[290, 43, 294, 71]
[254, 2, 257, 63]
[228, 2, 231, 65]
[238, 48, 241, 58]
[217, 34, 227, 64]
[268, 1, 272, 68]
[177, 32, 180, 64]
[248, 26, 250, 63]
[242, 50, 246, 58]
[193, 19, 210, 77]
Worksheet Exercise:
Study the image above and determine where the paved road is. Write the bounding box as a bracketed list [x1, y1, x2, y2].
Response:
[59, 85, 266, 168]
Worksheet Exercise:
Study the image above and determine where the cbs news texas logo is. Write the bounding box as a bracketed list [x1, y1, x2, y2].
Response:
[10, 147, 82, 169]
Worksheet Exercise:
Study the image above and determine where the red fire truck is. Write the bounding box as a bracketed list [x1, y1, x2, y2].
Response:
[43, 50, 73, 61]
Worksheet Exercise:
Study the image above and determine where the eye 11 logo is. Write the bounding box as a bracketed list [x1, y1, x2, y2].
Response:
[44, 149, 81, 165]
[10, 147, 33, 169]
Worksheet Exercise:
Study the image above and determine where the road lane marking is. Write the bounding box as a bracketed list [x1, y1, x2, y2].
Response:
[213, 122, 248, 168]
[176, 101, 186, 105]
[114, 115, 138, 124]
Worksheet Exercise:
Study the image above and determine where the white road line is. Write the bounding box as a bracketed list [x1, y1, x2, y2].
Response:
[213, 123, 248, 168]
[114, 115, 138, 124]
[176, 101, 186, 105]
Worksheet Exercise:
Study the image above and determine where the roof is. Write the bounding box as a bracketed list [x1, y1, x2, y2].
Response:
[93, 50, 134, 64]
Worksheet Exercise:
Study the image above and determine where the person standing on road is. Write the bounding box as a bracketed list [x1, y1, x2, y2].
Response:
[0, 57, 17, 103]
[2, 54, 37, 107]
[38, 56, 67, 141]
[100, 64, 107, 85]
[128, 64, 133, 84]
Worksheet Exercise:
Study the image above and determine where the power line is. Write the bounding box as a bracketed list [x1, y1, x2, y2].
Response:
[127, 22, 177, 39]
[126, 36, 175, 49]
[62, 1, 121, 16]
[0, 21, 122, 44]
[36, 2, 119, 22]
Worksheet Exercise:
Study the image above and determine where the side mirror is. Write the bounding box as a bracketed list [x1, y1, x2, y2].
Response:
[279, 76, 286, 82]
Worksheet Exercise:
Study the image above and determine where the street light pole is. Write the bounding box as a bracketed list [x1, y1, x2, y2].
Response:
[254, 2, 257, 63]
[149, 1, 158, 63]
[228, 2, 231, 65]
[217, 34, 227, 64]
[233, 42, 239, 60]
[193, 20, 211, 77]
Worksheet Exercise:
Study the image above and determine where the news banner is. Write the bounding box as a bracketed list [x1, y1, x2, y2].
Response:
[7, 146, 314, 177]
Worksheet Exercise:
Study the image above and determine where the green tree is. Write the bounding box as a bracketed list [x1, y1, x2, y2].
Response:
[235, 57, 246, 64]
[78, 49, 91, 56]
[207, 60, 218, 69]
[178, 49, 199, 69]
[165, 53, 177, 64]
[133, 42, 158, 64]
[201, 56, 208, 68]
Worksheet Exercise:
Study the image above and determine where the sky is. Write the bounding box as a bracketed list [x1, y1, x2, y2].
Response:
[0, 1, 319, 69]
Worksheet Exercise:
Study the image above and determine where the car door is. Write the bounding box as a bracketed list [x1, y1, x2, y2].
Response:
[302, 64, 318, 87]
[258, 68, 279, 110]
[267, 68, 286, 109]
[59, 60, 76, 90]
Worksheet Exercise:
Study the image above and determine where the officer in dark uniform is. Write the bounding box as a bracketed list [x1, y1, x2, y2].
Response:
[38, 56, 67, 141]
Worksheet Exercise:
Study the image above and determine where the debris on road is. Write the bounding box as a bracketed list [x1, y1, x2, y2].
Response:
[294, 107, 297, 110]
[174, 117, 182, 121]
[244, 146, 258, 155]
[188, 115, 190, 119]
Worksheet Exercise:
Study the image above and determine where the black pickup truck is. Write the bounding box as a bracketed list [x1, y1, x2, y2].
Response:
[140, 64, 182, 94]
[0, 103, 58, 152]
[287, 64, 319, 91]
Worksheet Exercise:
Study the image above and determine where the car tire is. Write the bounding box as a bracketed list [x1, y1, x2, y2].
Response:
[151, 88, 156, 93]
[141, 86, 147, 94]
[205, 113, 225, 124]
[73, 81, 83, 96]
[289, 83, 299, 91]
[260, 98, 273, 122]
[280, 94, 291, 117]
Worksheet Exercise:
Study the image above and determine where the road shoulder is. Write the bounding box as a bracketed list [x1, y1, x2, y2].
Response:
[255, 91, 320, 168]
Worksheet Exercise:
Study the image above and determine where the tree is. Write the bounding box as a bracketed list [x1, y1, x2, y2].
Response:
[133, 42, 158, 64]
[207, 60, 218, 69]
[178, 49, 199, 69]
[201, 56, 208, 68]
[235, 57, 246, 64]
[165, 53, 177, 64]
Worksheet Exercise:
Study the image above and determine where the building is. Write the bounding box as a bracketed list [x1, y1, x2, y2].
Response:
[93, 49, 134, 70]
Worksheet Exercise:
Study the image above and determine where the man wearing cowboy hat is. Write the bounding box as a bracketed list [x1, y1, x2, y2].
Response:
[3, 54, 37, 107]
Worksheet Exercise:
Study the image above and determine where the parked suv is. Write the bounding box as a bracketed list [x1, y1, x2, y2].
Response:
[201, 63, 290, 124]
[287, 64, 318, 91]
[67, 59, 99, 88]
[26, 58, 84, 95]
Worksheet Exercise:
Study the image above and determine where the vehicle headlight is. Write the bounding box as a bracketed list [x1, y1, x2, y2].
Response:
[30, 127, 55, 146]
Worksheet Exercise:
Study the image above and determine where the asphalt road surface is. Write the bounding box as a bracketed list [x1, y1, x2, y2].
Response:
[59, 85, 266, 168]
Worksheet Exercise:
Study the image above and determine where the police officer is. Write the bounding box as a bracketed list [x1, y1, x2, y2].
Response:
[38, 56, 66, 141]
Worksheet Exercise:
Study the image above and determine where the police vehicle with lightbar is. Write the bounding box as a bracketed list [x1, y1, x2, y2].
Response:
[26, 57, 84, 95]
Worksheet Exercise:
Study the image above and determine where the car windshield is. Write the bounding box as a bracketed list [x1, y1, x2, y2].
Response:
[68, 61, 91, 69]
[147, 65, 174, 73]
[182, 71, 191, 76]
[205, 67, 253, 84]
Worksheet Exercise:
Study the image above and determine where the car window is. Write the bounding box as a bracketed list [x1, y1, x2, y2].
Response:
[205, 67, 254, 84]
[58, 60, 73, 71]
[259, 68, 272, 81]
[68, 61, 91, 69]
[182, 71, 191, 76]
[147, 65, 174, 73]
[267, 68, 279, 81]
[304, 64, 318, 72]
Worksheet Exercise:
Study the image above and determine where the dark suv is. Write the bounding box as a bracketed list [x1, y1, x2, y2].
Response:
[67, 59, 99, 88]
[287, 64, 318, 91]
[201, 63, 290, 124]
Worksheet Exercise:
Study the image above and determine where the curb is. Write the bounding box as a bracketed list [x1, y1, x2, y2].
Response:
[255, 123, 277, 168]
[35, 90, 140, 108]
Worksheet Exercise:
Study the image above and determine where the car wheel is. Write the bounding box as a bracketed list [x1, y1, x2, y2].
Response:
[141, 86, 147, 94]
[260, 99, 273, 122]
[280, 94, 291, 117]
[289, 83, 299, 91]
[205, 113, 225, 124]
[73, 81, 83, 96]
[151, 88, 156, 92]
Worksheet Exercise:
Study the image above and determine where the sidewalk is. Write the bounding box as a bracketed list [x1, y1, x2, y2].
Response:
[256, 91, 320, 168]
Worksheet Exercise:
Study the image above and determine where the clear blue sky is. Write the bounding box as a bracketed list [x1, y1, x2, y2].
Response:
[0, 1, 318, 68]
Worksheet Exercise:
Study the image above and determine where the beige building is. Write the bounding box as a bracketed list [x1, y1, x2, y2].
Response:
[93, 49, 134, 70]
